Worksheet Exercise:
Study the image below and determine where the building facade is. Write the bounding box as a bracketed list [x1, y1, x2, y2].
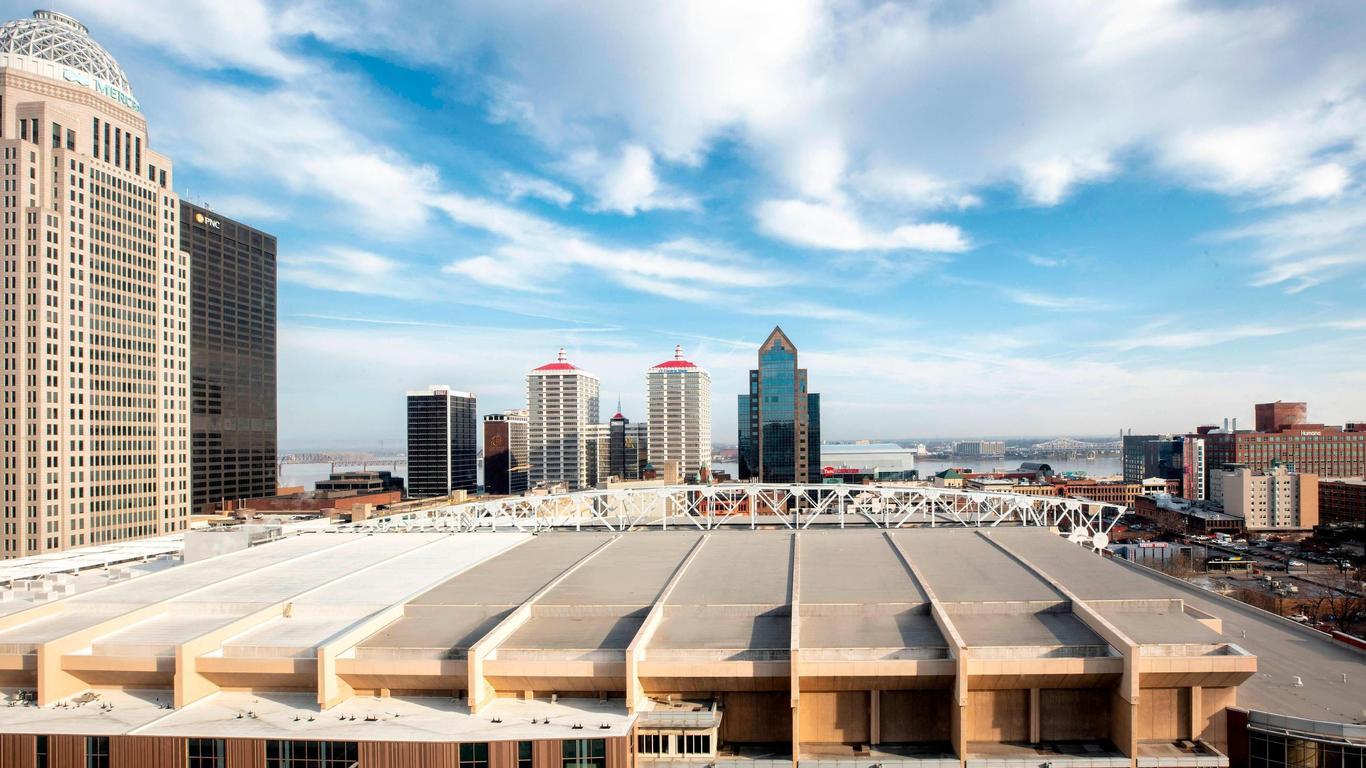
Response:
[405, 386, 477, 498]
[955, 439, 1005, 458]
[646, 345, 711, 482]
[313, 470, 404, 495]
[737, 327, 819, 483]
[1318, 477, 1365, 525]
[608, 412, 648, 482]
[0, 11, 190, 557]
[1190, 422, 1366, 497]
[483, 409, 529, 496]
[527, 349, 600, 491]
[1254, 400, 1306, 433]
[1211, 464, 1318, 531]
[184, 201, 276, 514]
[1122, 434, 1183, 483]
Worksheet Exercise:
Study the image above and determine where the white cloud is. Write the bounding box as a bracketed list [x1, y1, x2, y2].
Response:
[497, 171, 574, 206]
[163, 81, 439, 236]
[1004, 290, 1107, 313]
[67, 0, 300, 77]
[1025, 254, 1064, 268]
[756, 199, 969, 253]
[1218, 197, 1366, 292]
[296, 2, 1366, 210]
[565, 144, 697, 214]
[281, 247, 408, 297]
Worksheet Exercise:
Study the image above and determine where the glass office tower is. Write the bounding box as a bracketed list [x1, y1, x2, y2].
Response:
[737, 327, 820, 482]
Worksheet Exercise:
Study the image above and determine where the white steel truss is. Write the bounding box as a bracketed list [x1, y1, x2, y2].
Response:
[361, 484, 1124, 536]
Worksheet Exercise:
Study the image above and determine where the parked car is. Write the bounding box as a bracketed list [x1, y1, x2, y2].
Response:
[1287, 559, 1306, 568]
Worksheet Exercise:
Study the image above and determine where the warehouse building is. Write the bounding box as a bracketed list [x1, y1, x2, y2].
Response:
[0, 525, 1359, 768]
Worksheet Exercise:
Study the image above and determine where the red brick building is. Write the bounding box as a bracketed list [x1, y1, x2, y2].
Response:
[1318, 478, 1366, 525]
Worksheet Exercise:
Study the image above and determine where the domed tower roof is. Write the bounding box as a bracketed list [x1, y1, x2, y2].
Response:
[0, 10, 133, 94]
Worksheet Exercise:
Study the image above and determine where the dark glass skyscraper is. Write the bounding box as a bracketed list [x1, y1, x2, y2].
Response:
[406, 386, 477, 497]
[184, 202, 277, 513]
[737, 327, 820, 482]
[484, 410, 529, 495]
[609, 411, 648, 481]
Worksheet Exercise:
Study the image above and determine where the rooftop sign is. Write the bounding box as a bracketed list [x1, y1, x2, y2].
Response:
[62, 67, 140, 112]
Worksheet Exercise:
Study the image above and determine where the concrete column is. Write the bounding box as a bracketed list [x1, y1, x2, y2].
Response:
[871, 689, 881, 746]
[1030, 688, 1041, 744]
[1190, 686, 1203, 741]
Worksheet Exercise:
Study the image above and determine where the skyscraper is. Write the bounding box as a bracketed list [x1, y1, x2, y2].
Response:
[647, 345, 712, 482]
[527, 349, 600, 490]
[406, 386, 477, 498]
[737, 327, 820, 483]
[608, 410, 648, 481]
[483, 409, 529, 496]
[0, 11, 189, 556]
[183, 202, 277, 513]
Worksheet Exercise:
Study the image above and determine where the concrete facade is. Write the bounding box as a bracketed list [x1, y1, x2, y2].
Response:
[646, 346, 711, 482]
[0, 12, 189, 559]
[528, 350, 600, 491]
[0, 526, 1284, 768]
[1210, 466, 1318, 531]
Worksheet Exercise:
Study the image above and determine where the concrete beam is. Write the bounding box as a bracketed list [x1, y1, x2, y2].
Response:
[886, 531, 969, 767]
[37, 603, 168, 706]
[977, 531, 1140, 765]
[313, 536, 527, 710]
[466, 535, 619, 713]
[625, 533, 709, 713]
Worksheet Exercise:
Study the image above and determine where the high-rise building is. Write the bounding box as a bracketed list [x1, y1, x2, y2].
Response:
[1122, 434, 1183, 483]
[608, 411, 648, 481]
[405, 386, 476, 498]
[0, 11, 189, 557]
[183, 202, 276, 513]
[483, 409, 529, 496]
[1211, 464, 1318, 531]
[527, 349, 600, 490]
[647, 345, 711, 482]
[1254, 401, 1306, 433]
[737, 327, 820, 483]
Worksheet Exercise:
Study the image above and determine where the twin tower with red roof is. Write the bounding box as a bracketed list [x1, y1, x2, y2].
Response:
[527, 345, 712, 489]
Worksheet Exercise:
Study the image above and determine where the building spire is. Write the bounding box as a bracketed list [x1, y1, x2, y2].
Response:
[675, 344, 684, 361]
[557, 347, 567, 364]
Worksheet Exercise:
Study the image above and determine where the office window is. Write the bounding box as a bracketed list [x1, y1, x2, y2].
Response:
[35, 735, 48, 768]
[460, 742, 489, 768]
[562, 739, 606, 768]
[189, 738, 226, 767]
[265, 740, 358, 768]
[518, 741, 534, 768]
[86, 736, 110, 768]
[637, 734, 669, 755]
[681, 735, 711, 755]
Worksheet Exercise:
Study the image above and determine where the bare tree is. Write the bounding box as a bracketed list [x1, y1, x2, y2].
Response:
[1304, 572, 1365, 634]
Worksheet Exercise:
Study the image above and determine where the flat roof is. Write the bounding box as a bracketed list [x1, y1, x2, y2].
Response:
[1, 525, 1360, 735]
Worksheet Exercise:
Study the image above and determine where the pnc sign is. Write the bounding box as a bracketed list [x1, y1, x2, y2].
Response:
[193, 211, 221, 230]
[61, 67, 141, 112]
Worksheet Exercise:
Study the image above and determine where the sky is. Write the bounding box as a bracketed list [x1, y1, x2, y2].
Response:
[22, 0, 1366, 450]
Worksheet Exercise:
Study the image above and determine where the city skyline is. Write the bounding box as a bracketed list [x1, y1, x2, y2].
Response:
[31, 1, 1366, 447]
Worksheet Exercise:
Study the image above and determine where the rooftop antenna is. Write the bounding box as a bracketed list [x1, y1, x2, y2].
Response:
[675, 344, 684, 360]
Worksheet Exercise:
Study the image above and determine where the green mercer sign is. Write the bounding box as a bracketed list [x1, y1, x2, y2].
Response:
[61, 67, 141, 112]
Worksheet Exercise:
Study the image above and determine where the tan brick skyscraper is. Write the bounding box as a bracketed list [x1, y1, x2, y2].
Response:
[0, 11, 188, 557]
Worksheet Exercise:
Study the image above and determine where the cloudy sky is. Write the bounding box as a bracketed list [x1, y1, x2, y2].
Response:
[32, 0, 1366, 448]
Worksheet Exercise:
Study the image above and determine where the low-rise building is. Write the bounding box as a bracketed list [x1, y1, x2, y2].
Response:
[1052, 478, 1179, 508]
[1135, 493, 1243, 535]
[313, 470, 405, 495]
[1318, 477, 1366, 525]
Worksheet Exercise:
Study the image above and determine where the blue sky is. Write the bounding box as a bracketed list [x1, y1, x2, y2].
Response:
[28, 0, 1366, 449]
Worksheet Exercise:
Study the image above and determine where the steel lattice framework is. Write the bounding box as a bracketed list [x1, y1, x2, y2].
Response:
[0, 11, 132, 93]
[362, 484, 1125, 536]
